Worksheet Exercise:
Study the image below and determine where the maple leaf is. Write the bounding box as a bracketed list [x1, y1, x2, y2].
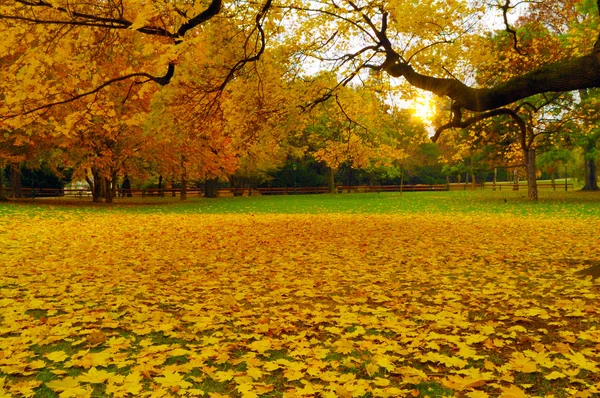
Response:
[155, 370, 192, 389]
[76, 367, 111, 383]
[214, 370, 235, 382]
[334, 338, 354, 355]
[45, 377, 92, 397]
[466, 391, 490, 398]
[499, 384, 527, 398]
[544, 371, 567, 380]
[246, 366, 263, 380]
[509, 352, 538, 373]
[365, 362, 380, 377]
[564, 351, 599, 372]
[375, 356, 395, 372]
[248, 339, 271, 354]
[46, 351, 69, 362]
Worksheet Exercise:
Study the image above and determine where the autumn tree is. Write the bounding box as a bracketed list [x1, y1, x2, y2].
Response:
[3, 0, 600, 202]
[1, 0, 600, 121]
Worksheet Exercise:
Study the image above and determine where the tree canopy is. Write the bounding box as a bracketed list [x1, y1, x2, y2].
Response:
[1, 0, 600, 200]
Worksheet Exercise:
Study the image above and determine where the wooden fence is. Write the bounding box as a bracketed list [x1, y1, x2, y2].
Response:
[5, 182, 574, 198]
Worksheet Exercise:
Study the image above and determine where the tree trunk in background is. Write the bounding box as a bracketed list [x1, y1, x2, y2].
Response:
[582, 158, 599, 191]
[471, 174, 476, 190]
[0, 170, 7, 201]
[526, 149, 538, 201]
[122, 175, 132, 197]
[205, 178, 219, 198]
[158, 175, 164, 196]
[99, 176, 107, 200]
[327, 167, 335, 194]
[10, 163, 22, 198]
[400, 169, 404, 194]
[105, 172, 118, 203]
[104, 177, 113, 203]
[180, 172, 188, 201]
[86, 169, 101, 203]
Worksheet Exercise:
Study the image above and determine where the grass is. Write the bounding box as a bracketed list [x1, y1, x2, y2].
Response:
[1, 189, 600, 218]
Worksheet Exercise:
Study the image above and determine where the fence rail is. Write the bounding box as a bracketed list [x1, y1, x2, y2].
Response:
[4, 181, 574, 198]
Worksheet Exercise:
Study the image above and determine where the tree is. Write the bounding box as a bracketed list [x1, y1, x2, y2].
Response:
[2, 0, 600, 122]
[573, 89, 600, 190]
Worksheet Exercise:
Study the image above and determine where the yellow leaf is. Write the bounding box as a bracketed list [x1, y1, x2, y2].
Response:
[214, 370, 235, 382]
[509, 352, 538, 373]
[246, 367, 263, 380]
[155, 371, 192, 389]
[46, 351, 69, 362]
[365, 362, 379, 377]
[466, 392, 490, 398]
[77, 367, 111, 384]
[249, 339, 271, 354]
[334, 338, 354, 355]
[45, 377, 92, 397]
[500, 384, 527, 398]
[544, 371, 566, 380]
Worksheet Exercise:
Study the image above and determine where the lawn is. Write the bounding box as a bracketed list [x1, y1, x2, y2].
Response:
[0, 191, 599, 397]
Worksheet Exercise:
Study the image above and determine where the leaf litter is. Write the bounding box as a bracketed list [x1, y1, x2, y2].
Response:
[0, 212, 599, 397]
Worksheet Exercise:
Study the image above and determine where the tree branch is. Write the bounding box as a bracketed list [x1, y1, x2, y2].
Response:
[383, 52, 600, 112]
[1, 73, 157, 120]
[433, 106, 526, 145]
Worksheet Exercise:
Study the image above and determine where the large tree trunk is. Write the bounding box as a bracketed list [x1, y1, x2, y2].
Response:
[205, 178, 219, 198]
[327, 167, 336, 194]
[10, 163, 22, 198]
[526, 149, 538, 201]
[104, 177, 113, 203]
[471, 173, 476, 190]
[104, 172, 118, 203]
[582, 158, 599, 191]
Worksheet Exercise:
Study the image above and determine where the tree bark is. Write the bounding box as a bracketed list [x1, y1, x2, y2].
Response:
[526, 149, 538, 201]
[180, 172, 188, 201]
[400, 169, 404, 194]
[471, 173, 476, 190]
[86, 168, 102, 203]
[383, 50, 600, 113]
[104, 177, 113, 203]
[104, 172, 118, 203]
[158, 174, 164, 197]
[582, 158, 599, 191]
[0, 169, 8, 201]
[327, 167, 336, 194]
[205, 178, 219, 198]
[10, 163, 22, 198]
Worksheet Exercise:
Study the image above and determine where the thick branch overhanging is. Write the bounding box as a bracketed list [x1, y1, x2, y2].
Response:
[383, 52, 600, 112]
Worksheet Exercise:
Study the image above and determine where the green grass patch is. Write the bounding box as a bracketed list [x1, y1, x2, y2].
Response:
[2, 190, 600, 217]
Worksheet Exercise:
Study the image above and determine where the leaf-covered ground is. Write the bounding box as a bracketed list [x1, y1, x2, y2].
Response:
[1, 208, 599, 397]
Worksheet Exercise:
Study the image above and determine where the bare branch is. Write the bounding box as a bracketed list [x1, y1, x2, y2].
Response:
[500, 0, 523, 55]
[433, 106, 526, 145]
